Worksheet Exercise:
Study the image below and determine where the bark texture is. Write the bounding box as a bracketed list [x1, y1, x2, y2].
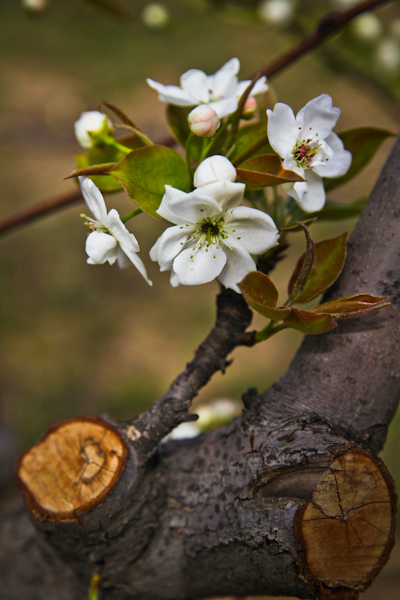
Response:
[1, 136, 400, 600]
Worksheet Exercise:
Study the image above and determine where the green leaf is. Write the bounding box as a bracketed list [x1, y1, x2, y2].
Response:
[239, 272, 290, 320]
[283, 308, 337, 334]
[166, 105, 192, 148]
[313, 294, 391, 317]
[288, 223, 315, 302]
[308, 199, 367, 221]
[288, 232, 348, 303]
[109, 145, 190, 219]
[236, 154, 305, 190]
[74, 135, 144, 192]
[324, 127, 395, 193]
[230, 122, 272, 165]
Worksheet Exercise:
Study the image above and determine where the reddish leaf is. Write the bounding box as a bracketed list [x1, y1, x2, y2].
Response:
[288, 232, 348, 303]
[283, 308, 337, 334]
[239, 272, 290, 321]
[98, 101, 142, 131]
[313, 294, 391, 317]
[65, 163, 115, 180]
[288, 224, 315, 302]
[236, 154, 304, 190]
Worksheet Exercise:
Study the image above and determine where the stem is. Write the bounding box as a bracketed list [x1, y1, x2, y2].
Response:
[255, 322, 287, 343]
[105, 137, 134, 154]
[121, 208, 142, 223]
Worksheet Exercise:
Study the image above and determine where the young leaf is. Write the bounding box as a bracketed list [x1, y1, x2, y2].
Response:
[288, 232, 348, 303]
[283, 308, 337, 334]
[236, 154, 304, 190]
[324, 127, 395, 193]
[288, 224, 316, 302]
[109, 146, 190, 220]
[98, 101, 142, 131]
[239, 272, 290, 320]
[229, 121, 272, 166]
[313, 294, 391, 317]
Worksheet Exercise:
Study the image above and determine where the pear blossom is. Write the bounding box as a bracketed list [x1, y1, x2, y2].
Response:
[74, 111, 113, 149]
[79, 177, 152, 284]
[267, 94, 352, 213]
[150, 156, 279, 292]
[147, 58, 268, 119]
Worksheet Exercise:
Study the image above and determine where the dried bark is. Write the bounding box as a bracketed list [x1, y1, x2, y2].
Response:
[1, 136, 399, 600]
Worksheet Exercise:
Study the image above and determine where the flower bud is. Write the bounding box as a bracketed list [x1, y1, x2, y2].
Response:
[188, 105, 220, 138]
[74, 111, 113, 150]
[242, 95, 257, 119]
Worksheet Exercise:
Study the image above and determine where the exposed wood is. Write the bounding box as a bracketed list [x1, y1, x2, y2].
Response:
[16, 417, 128, 521]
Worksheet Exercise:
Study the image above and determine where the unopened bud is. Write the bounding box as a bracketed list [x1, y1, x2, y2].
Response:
[21, 0, 47, 12]
[188, 105, 220, 138]
[74, 111, 113, 149]
[242, 96, 257, 119]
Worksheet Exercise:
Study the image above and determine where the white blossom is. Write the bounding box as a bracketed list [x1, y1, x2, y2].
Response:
[74, 111, 113, 149]
[79, 177, 152, 284]
[267, 94, 352, 213]
[150, 156, 279, 292]
[147, 58, 268, 119]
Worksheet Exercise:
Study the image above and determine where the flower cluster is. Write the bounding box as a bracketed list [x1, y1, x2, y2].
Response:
[75, 59, 354, 295]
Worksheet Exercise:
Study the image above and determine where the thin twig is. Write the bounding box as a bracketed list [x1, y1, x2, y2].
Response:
[0, 0, 391, 237]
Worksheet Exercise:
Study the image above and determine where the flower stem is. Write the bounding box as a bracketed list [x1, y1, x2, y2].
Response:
[105, 137, 134, 155]
[121, 208, 142, 223]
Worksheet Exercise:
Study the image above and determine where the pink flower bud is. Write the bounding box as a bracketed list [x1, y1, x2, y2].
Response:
[188, 106, 220, 138]
[242, 96, 257, 118]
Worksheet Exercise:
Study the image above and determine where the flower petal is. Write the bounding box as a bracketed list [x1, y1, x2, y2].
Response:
[150, 225, 191, 270]
[194, 155, 237, 187]
[146, 79, 195, 106]
[107, 209, 140, 252]
[296, 94, 340, 141]
[290, 170, 326, 213]
[79, 177, 108, 224]
[180, 69, 209, 103]
[208, 57, 240, 99]
[197, 181, 245, 210]
[157, 188, 223, 224]
[224, 206, 279, 254]
[173, 244, 227, 286]
[313, 133, 352, 178]
[267, 103, 298, 159]
[235, 76, 268, 99]
[85, 230, 118, 265]
[217, 238, 256, 293]
[207, 97, 239, 118]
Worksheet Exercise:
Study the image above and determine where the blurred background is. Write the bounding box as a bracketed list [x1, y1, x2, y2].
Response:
[0, 0, 399, 597]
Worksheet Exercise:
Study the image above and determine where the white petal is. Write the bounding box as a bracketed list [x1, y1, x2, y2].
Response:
[146, 79, 195, 106]
[157, 188, 222, 224]
[173, 244, 227, 286]
[85, 231, 118, 265]
[313, 133, 352, 178]
[267, 103, 298, 158]
[194, 155, 237, 187]
[235, 76, 268, 99]
[197, 181, 245, 210]
[107, 209, 140, 252]
[150, 225, 191, 270]
[75, 111, 110, 149]
[170, 270, 180, 287]
[180, 69, 209, 103]
[296, 94, 340, 141]
[208, 58, 240, 99]
[79, 177, 108, 224]
[217, 239, 256, 293]
[225, 206, 279, 254]
[207, 97, 239, 118]
[291, 170, 326, 213]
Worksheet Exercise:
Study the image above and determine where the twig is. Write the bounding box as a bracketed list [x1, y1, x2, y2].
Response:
[260, 0, 392, 79]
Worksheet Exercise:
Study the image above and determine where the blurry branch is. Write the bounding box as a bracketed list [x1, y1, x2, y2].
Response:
[0, 0, 392, 238]
[260, 0, 393, 79]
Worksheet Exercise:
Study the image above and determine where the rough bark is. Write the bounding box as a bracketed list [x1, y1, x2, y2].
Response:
[1, 137, 399, 600]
